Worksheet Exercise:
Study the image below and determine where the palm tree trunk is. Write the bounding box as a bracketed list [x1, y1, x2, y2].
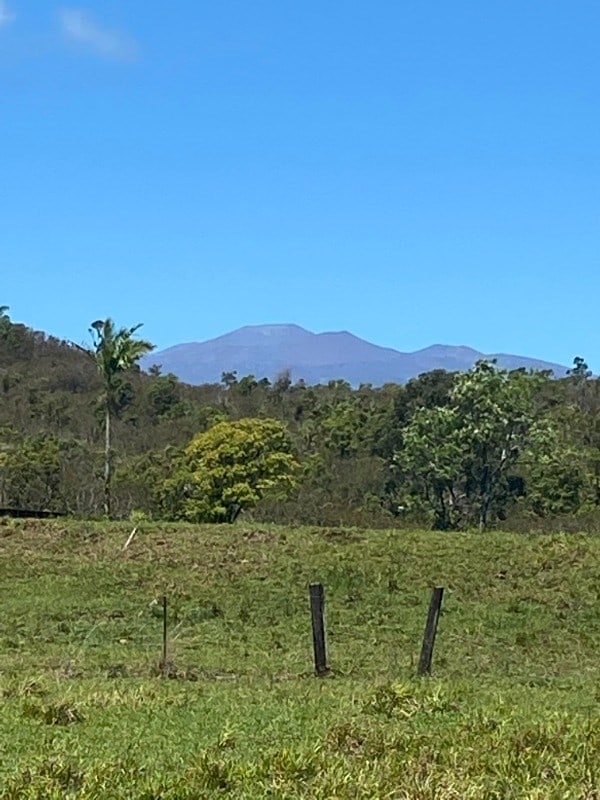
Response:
[104, 404, 111, 518]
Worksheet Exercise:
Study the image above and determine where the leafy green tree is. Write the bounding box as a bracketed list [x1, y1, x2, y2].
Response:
[319, 399, 362, 458]
[559, 359, 600, 506]
[113, 447, 175, 518]
[395, 405, 463, 528]
[148, 373, 183, 420]
[404, 369, 457, 415]
[523, 418, 588, 516]
[396, 361, 546, 530]
[87, 319, 154, 517]
[568, 356, 591, 380]
[221, 371, 238, 389]
[0, 433, 62, 510]
[452, 362, 541, 530]
[160, 417, 299, 522]
[0, 305, 17, 344]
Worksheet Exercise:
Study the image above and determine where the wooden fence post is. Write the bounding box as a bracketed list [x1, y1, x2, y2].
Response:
[418, 587, 444, 676]
[160, 594, 168, 670]
[309, 583, 328, 676]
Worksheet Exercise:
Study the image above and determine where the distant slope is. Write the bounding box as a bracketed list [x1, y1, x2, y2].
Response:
[143, 324, 568, 386]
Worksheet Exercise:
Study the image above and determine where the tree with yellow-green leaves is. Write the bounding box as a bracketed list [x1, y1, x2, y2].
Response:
[160, 417, 299, 523]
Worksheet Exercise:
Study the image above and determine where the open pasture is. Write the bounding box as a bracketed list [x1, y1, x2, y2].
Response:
[1, 518, 599, 798]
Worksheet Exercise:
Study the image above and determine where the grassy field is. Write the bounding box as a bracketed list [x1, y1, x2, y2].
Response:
[0, 517, 599, 798]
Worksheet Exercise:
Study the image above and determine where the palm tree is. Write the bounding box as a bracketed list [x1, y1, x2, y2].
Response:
[89, 319, 154, 517]
[0, 306, 10, 333]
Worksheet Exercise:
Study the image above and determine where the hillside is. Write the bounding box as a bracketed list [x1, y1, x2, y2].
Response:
[1, 311, 596, 529]
[144, 324, 568, 385]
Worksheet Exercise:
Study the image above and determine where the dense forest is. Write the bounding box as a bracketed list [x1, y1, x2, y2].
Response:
[1, 308, 598, 530]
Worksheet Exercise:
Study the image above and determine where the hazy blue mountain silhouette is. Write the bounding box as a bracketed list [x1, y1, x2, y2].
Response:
[143, 324, 568, 386]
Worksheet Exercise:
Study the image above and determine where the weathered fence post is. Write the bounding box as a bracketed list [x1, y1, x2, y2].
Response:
[160, 594, 168, 670]
[418, 586, 444, 676]
[309, 583, 328, 676]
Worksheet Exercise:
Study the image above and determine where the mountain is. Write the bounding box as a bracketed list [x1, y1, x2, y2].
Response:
[142, 324, 569, 386]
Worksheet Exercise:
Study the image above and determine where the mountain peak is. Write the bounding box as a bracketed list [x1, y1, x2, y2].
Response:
[144, 325, 568, 386]
[210, 323, 311, 346]
[235, 323, 309, 335]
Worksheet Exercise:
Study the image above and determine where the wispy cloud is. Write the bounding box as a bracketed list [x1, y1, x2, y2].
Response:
[59, 8, 139, 60]
[0, 0, 16, 27]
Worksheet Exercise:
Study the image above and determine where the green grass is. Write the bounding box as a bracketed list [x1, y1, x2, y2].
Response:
[1, 518, 599, 797]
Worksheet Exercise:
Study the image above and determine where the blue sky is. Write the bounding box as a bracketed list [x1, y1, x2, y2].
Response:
[2, 1, 599, 366]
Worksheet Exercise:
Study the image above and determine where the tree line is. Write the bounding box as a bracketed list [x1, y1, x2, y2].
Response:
[0, 308, 597, 530]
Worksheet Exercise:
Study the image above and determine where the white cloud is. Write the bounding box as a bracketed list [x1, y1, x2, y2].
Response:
[59, 8, 139, 60]
[0, 0, 16, 27]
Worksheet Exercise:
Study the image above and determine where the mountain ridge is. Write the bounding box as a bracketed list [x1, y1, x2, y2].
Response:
[142, 324, 568, 386]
